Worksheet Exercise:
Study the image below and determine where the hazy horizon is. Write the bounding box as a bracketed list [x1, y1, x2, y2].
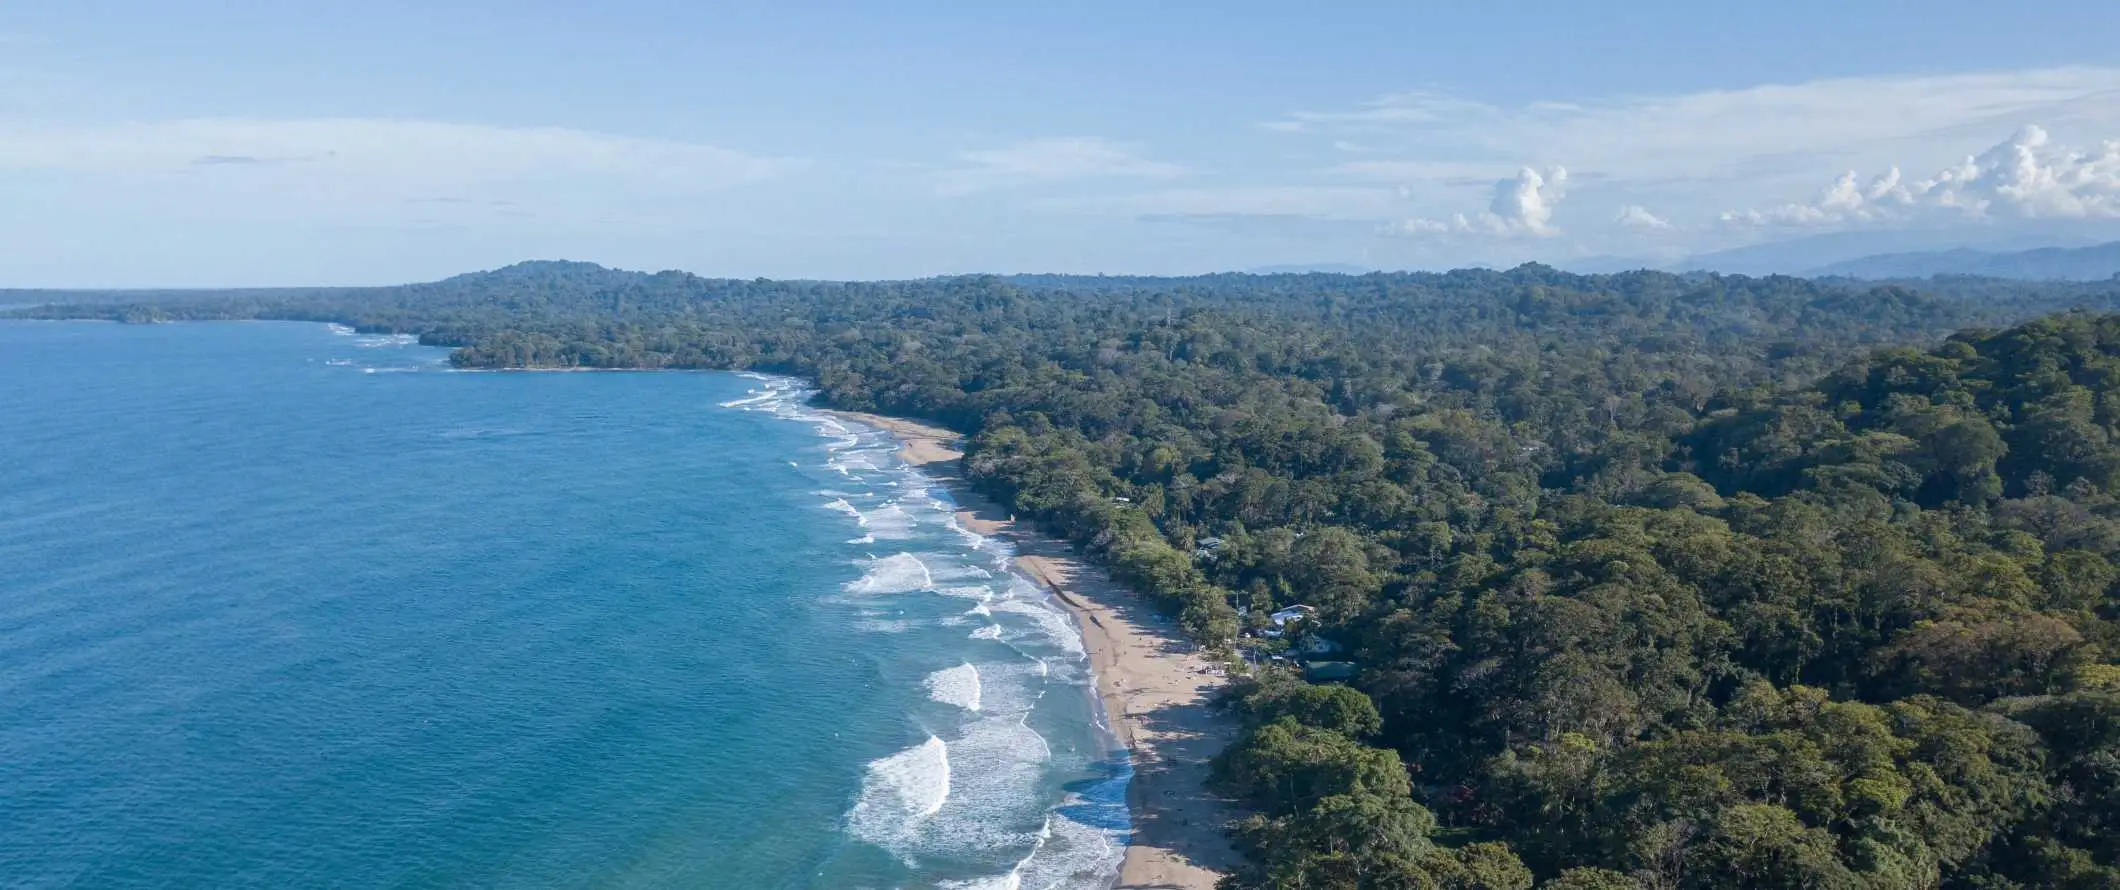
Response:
[3, 2, 2118, 287]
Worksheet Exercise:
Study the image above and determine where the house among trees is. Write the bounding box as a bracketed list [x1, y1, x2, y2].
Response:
[1259, 604, 1316, 639]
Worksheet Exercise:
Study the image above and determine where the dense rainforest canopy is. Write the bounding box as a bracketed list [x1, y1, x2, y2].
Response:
[18, 260, 2120, 889]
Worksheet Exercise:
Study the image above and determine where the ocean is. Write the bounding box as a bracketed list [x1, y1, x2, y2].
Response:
[0, 320, 1128, 889]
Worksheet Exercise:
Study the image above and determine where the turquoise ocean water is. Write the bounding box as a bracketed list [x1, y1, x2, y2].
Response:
[0, 321, 1127, 889]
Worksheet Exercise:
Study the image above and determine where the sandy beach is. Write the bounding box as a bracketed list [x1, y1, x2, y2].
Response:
[826, 410, 1241, 890]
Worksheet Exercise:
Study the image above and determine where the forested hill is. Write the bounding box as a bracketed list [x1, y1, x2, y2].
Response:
[19, 262, 2120, 888]
[1809, 240, 2120, 281]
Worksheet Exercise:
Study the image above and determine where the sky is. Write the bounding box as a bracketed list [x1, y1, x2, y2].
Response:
[3, 0, 2119, 287]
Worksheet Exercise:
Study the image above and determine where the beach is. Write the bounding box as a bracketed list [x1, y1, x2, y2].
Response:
[826, 410, 1241, 890]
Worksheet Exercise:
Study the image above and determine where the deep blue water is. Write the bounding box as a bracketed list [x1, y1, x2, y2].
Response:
[0, 321, 1125, 889]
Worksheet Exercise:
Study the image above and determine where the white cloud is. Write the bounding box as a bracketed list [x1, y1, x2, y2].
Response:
[1276, 67, 2120, 238]
[1274, 68, 2120, 182]
[13, 66, 2115, 282]
[1392, 166, 1569, 237]
[0, 117, 797, 222]
[1614, 204, 1672, 230]
[936, 137, 1183, 195]
[1268, 67, 2120, 251]
[1722, 125, 2120, 228]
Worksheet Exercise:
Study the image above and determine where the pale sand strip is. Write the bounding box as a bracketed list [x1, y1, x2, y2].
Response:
[825, 410, 1240, 890]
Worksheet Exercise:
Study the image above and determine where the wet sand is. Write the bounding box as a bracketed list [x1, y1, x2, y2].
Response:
[824, 410, 1241, 890]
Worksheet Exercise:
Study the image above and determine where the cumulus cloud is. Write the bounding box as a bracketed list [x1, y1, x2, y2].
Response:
[1613, 204, 1672, 230]
[1392, 166, 1569, 237]
[1722, 125, 2120, 227]
[1275, 67, 2120, 246]
[937, 137, 1184, 195]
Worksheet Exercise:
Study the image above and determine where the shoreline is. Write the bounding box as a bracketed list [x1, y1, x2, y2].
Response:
[823, 409, 1240, 890]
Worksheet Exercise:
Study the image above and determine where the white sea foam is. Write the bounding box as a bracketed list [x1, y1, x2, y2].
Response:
[718, 389, 777, 408]
[966, 661, 1040, 714]
[326, 323, 355, 336]
[858, 503, 916, 539]
[926, 663, 983, 712]
[990, 599, 1087, 657]
[1014, 811, 1128, 890]
[846, 736, 952, 849]
[720, 377, 807, 417]
[845, 553, 934, 594]
[941, 872, 1022, 890]
[851, 713, 1056, 862]
[932, 714, 1054, 841]
[830, 453, 884, 478]
[934, 563, 994, 581]
[858, 724, 1122, 888]
[945, 515, 991, 550]
[726, 373, 1124, 888]
[936, 585, 997, 606]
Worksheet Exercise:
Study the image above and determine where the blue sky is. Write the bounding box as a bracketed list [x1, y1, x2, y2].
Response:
[4, 1, 2119, 286]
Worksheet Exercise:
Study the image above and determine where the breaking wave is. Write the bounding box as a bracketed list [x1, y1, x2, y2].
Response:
[846, 736, 952, 849]
[719, 374, 1127, 888]
[926, 663, 983, 712]
[845, 552, 935, 594]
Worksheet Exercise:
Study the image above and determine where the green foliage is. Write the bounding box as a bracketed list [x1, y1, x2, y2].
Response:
[1216, 719, 1411, 815]
[1236, 672, 1386, 739]
[24, 262, 2120, 887]
[1539, 869, 1640, 890]
[1225, 793, 1441, 889]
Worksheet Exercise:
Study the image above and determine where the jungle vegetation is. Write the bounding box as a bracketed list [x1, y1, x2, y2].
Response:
[20, 260, 2120, 888]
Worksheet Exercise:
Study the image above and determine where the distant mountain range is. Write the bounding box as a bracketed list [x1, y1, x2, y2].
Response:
[1807, 241, 2120, 281]
[1553, 224, 2120, 281]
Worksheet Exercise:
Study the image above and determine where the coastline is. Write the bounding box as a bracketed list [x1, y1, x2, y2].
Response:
[824, 410, 1241, 890]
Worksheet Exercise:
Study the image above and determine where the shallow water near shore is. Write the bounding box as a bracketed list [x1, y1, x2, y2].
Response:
[0, 321, 1126, 888]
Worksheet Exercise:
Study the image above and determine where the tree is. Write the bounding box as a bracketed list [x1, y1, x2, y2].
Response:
[1238, 673, 1386, 739]
[1216, 719, 1410, 815]
[30, 263, 2120, 888]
